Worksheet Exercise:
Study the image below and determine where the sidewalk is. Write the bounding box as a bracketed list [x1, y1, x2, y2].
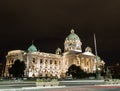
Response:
[59, 80, 105, 86]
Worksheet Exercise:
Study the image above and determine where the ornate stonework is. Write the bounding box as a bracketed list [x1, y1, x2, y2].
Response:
[64, 29, 82, 52]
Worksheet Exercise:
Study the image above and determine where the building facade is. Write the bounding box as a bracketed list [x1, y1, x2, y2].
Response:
[4, 29, 105, 78]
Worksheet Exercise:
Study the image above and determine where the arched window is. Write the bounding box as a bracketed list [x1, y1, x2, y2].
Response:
[32, 58, 35, 63]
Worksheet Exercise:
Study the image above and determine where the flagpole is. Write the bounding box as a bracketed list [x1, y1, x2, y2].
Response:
[94, 33, 101, 79]
[94, 33, 98, 58]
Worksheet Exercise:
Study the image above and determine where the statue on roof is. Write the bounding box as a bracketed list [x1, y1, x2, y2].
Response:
[56, 48, 62, 55]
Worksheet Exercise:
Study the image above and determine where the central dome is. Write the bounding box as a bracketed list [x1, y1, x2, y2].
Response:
[64, 29, 82, 52]
[67, 29, 80, 40]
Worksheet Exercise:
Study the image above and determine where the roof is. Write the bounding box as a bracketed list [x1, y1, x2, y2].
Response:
[8, 50, 25, 55]
[83, 51, 95, 56]
[66, 29, 80, 40]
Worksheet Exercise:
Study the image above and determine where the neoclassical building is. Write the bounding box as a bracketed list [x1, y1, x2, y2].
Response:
[4, 29, 105, 78]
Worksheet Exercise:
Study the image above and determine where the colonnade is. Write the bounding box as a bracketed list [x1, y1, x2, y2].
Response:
[64, 53, 96, 74]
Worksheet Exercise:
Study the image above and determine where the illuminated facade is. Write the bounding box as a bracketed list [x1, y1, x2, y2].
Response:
[4, 29, 105, 78]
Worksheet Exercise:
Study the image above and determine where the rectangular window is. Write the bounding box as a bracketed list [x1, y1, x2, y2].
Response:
[40, 59, 42, 64]
[55, 60, 57, 65]
[50, 60, 52, 64]
[45, 60, 47, 64]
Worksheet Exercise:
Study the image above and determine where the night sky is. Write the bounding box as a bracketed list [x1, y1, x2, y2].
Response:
[0, 0, 120, 65]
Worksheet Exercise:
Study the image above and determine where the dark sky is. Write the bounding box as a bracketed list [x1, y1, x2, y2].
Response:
[0, 0, 120, 65]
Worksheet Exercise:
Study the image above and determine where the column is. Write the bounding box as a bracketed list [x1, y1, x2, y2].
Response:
[90, 58, 93, 73]
[26, 53, 30, 77]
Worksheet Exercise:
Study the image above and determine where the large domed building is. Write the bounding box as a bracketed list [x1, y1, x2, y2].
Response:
[4, 29, 105, 78]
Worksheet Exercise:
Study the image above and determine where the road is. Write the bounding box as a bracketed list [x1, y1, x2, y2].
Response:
[0, 85, 120, 91]
[0, 80, 120, 91]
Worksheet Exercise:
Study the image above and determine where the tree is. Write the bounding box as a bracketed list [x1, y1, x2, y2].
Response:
[112, 63, 120, 79]
[8, 59, 26, 78]
[66, 64, 88, 79]
[8, 64, 14, 76]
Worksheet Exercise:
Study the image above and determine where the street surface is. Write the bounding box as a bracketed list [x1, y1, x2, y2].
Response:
[0, 85, 120, 91]
[0, 80, 120, 91]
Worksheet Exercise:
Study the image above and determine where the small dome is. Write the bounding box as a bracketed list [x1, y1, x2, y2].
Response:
[28, 44, 37, 52]
[66, 29, 80, 40]
[96, 56, 101, 61]
[85, 46, 92, 52]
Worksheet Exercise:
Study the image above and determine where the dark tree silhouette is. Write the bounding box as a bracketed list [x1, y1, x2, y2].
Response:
[8, 64, 14, 76]
[8, 59, 26, 78]
[66, 64, 88, 79]
[111, 64, 120, 79]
